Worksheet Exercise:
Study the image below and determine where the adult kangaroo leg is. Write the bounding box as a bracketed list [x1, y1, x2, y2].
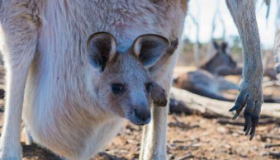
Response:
[139, 47, 180, 160]
[0, 1, 39, 159]
[226, 0, 263, 140]
[139, 1, 187, 159]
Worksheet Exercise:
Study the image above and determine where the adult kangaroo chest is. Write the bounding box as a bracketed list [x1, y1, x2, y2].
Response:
[22, 1, 177, 159]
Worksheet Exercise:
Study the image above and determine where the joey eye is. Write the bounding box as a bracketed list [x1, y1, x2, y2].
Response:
[111, 83, 125, 94]
[146, 82, 153, 92]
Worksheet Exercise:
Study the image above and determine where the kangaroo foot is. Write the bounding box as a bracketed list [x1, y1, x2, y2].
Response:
[229, 81, 263, 140]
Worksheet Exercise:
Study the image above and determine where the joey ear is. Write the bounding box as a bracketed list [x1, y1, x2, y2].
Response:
[87, 32, 117, 71]
[133, 34, 169, 68]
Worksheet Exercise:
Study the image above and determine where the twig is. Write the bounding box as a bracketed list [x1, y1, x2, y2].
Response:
[177, 154, 194, 160]
[263, 152, 280, 157]
[265, 143, 280, 148]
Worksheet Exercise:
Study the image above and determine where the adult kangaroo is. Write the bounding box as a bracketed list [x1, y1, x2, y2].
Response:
[0, 0, 262, 160]
[200, 41, 239, 75]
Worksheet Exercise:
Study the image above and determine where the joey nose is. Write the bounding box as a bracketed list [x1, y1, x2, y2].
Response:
[134, 108, 151, 123]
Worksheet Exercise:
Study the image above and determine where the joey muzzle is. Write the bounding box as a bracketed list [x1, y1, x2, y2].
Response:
[134, 108, 151, 124]
[129, 101, 151, 125]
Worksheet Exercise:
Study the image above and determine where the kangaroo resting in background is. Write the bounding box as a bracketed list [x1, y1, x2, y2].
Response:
[0, 0, 263, 160]
[200, 41, 239, 75]
[203, 41, 276, 80]
[173, 69, 239, 101]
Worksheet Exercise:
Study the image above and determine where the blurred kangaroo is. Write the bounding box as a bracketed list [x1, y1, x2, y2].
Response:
[173, 69, 239, 101]
[200, 41, 240, 75]
[173, 69, 278, 103]
[0, 0, 263, 160]
[202, 41, 276, 80]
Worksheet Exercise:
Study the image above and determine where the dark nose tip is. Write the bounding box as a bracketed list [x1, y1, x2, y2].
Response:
[134, 108, 151, 122]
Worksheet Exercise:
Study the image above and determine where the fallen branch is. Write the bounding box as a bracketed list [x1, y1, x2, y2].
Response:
[170, 87, 280, 119]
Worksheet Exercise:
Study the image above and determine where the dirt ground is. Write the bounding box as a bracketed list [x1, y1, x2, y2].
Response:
[1, 112, 280, 160]
[1, 66, 280, 160]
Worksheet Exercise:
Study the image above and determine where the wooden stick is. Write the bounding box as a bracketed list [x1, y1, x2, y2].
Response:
[170, 87, 280, 119]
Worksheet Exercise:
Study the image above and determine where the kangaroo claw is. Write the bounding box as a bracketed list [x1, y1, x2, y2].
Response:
[229, 81, 262, 140]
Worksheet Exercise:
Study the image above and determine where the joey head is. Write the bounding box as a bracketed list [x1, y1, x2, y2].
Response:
[87, 32, 168, 125]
